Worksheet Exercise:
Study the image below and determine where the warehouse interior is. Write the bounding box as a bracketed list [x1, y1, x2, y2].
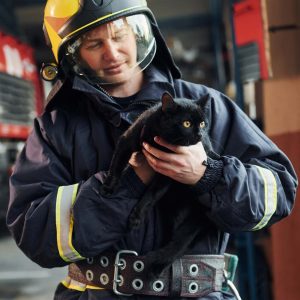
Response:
[0, 1, 299, 300]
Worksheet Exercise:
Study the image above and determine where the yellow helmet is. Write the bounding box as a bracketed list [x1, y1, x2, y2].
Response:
[43, 0, 153, 63]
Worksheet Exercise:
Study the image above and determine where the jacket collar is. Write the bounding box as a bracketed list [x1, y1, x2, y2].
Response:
[71, 64, 175, 98]
[45, 65, 176, 126]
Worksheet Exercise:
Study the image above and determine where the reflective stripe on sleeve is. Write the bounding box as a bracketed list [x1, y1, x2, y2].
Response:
[61, 276, 86, 292]
[61, 276, 103, 291]
[252, 166, 278, 231]
[56, 184, 84, 262]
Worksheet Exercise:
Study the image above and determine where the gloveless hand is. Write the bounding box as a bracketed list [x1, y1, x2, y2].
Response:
[142, 136, 207, 185]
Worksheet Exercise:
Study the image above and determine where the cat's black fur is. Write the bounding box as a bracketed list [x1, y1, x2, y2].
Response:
[101, 92, 217, 278]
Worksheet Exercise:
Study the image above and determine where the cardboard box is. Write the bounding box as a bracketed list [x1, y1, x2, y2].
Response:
[270, 131, 300, 300]
[268, 28, 300, 78]
[255, 76, 300, 136]
[262, 0, 300, 78]
[265, 0, 300, 28]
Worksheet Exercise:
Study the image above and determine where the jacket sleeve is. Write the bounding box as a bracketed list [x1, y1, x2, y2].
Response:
[195, 88, 298, 233]
[6, 117, 146, 268]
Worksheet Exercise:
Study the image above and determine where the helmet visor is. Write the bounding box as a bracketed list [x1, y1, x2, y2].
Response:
[66, 14, 156, 85]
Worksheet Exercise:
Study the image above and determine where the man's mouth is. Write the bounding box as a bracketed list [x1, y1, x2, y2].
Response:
[104, 63, 124, 74]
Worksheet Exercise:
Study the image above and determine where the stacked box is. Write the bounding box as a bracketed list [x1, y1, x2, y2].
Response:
[263, 0, 300, 78]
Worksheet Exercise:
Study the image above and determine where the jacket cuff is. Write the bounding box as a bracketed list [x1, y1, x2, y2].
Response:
[194, 157, 224, 194]
[94, 167, 147, 198]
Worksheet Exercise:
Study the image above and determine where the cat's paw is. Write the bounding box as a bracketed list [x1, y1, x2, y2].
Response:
[100, 184, 114, 196]
[100, 175, 120, 196]
[144, 253, 171, 280]
[128, 206, 144, 229]
[128, 213, 142, 229]
[148, 264, 166, 280]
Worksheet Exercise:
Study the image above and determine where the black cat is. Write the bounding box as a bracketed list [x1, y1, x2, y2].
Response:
[101, 92, 218, 277]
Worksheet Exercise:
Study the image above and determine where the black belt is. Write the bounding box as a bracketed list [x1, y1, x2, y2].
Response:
[68, 250, 227, 298]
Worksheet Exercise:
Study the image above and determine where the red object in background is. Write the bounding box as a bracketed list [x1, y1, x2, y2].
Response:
[233, 0, 269, 79]
[0, 31, 44, 139]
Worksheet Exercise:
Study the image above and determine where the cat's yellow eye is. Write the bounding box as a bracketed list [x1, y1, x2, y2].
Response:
[200, 121, 205, 128]
[183, 121, 191, 128]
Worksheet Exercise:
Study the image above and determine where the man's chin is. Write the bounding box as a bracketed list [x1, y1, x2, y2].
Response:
[102, 72, 139, 85]
[100, 76, 129, 86]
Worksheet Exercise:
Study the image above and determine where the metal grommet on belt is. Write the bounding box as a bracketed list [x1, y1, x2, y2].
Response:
[152, 280, 164, 292]
[133, 260, 144, 272]
[68, 252, 228, 296]
[86, 257, 94, 264]
[99, 273, 109, 285]
[118, 275, 124, 286]
[86, 270, 94, 281]
[189, 264, 199, 276]
[132, 278, 143, 290]
[188, 282, 199, 294]
[119, 258, 126, 270]
[100, 256, 109, 267]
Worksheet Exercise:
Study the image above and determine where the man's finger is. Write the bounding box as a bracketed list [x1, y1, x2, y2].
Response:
[143, 142, 176, 162]
[142, 149, 176, 174]
[153, 136, 184, 153]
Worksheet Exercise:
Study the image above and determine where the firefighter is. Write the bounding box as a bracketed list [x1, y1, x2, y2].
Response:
[7, 0, 297, 299]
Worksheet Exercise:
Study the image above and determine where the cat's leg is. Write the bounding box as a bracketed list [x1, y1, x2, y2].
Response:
[128, 175, 171, 228]
[101, 138, 132, 195]
[145, 211, 202, 279]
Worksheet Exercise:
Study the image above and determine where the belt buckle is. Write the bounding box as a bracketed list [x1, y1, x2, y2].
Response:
[113, 250, 138, 296]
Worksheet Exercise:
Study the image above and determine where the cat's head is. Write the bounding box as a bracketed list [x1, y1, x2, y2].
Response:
[158, 92, 210, 146]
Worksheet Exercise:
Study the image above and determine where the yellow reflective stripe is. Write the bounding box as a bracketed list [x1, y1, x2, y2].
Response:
[56, 184, 84, 262]
[252, 166, 278, 231]
[61, 276, 104, 291]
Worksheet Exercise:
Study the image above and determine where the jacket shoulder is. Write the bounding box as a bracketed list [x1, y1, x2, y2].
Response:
[35, 82, 90, 156]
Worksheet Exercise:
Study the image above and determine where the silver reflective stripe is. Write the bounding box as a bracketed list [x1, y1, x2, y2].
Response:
[62, 276, 103, 291]
[56, 184, 84, 262]
[252, 166, 278, 231]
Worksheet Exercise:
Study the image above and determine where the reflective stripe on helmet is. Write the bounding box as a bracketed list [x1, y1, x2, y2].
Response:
[62, 6, 145, 41]
[252, 166, 278, 231]
[56, 184, 84, 262]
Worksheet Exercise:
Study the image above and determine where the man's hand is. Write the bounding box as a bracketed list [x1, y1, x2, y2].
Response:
[129, 151, 155, 185]
[142, 136, 207, 185]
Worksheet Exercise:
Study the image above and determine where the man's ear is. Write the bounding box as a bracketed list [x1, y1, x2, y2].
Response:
[161, 91, 176, 112]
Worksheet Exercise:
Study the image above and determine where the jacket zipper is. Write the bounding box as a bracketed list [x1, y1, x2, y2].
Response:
[96, 84, 115, 101]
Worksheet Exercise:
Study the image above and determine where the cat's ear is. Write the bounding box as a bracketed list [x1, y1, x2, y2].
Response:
[196, 94, 211, 112]
[161, 92, 176, 112]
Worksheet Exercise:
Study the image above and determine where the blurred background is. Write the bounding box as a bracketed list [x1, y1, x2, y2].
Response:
[0, 0, 299, 299]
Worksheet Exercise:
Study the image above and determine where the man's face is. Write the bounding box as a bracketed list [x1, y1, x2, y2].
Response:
[79, 18, 138, 84]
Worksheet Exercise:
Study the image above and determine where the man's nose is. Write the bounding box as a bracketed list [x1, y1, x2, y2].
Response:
[103, 40, 119, 61]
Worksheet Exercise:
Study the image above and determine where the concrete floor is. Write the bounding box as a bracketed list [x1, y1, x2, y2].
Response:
[0, 233, 67, 300]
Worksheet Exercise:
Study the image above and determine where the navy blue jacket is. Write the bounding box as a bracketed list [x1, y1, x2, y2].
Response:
[7, 65, 297, 299]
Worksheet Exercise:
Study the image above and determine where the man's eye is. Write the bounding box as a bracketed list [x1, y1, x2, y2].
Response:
[114, 33, 128, 41]
[86, 42, 102, 50]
